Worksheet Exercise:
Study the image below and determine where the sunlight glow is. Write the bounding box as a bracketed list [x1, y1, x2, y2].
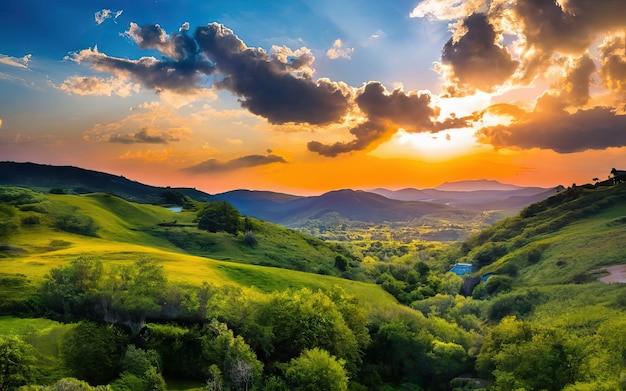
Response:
[370, 127, 487, 162]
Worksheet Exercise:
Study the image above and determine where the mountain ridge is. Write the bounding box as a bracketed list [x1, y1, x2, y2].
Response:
[1, 161, 562, 229]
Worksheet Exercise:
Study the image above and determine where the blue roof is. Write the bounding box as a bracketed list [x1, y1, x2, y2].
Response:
[450, 263, 472, 275]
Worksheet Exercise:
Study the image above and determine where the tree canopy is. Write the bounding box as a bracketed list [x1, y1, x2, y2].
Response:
[196, 201, 242, 234]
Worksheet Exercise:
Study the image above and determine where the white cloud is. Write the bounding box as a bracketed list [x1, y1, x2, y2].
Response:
[94, 9, 123, 25]
[326, 39, 354, 60]
[59, 75, 140, 97]
[369, 29, 386, 41]
[0, 53, 31, 68]
[227, 138, 243, 145]
[410, 0, 487, 21]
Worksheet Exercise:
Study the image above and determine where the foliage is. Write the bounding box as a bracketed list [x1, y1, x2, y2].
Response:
[477, 317, 585, 390]
[196, 201, 242, 235]
[60, 322, 129, 385]
[0, 335, 36, 390]
[256, 288, 362, 371]
[53, 214, 98, 236]
[284, 348, 349, 391]
[20, 377, 113, 390]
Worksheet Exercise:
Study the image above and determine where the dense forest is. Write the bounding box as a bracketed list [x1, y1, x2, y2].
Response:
[1, 183, 625, 390]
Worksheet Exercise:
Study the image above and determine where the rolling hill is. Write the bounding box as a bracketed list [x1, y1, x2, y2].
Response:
[2, 161, 561, 226]
[216, 188, 458, 225]
[459, 183, 626, 292]
[0, 161, 213, 204]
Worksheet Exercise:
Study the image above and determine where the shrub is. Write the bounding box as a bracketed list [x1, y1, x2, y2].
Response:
[21, 215, 40, 226]
[243, 230, 258, 247]
[53, 214, 98, 236]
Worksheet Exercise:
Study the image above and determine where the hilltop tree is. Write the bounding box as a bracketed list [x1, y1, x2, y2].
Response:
[196, 201, 242, 235]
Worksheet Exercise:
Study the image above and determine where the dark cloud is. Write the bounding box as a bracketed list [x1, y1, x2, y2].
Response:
[307, 82, 473, 156]
[72, 47, 215, 94]
[73, 22, 351, 126]
[194, 23, 350, 125]
[183, 154, 287, 173]
[477, 107, 626, 153]
[307, 121, 391, 157]
[440, 13, 518, 94]
[108, 128, 182, 144]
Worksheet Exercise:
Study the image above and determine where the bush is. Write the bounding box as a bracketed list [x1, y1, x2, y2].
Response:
[484, 275, 513, 296]
[487, 290, 543, 321]
[243, 230, 258, 247]
[53, 214, 98, 236]
[196, 201, 242, 235]
[21, 215, 40, 226]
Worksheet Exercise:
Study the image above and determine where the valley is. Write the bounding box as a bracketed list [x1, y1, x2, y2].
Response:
[0, 164, 625, 391]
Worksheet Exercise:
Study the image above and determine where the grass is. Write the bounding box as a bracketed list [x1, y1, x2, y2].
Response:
[0, 187, 401, 318]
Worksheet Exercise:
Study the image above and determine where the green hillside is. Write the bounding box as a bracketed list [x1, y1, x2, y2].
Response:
[0, 187, 395, 314]
[2, 184, 626, 390]
[0, 187, 351, 273]
[461, 184, 626, 286]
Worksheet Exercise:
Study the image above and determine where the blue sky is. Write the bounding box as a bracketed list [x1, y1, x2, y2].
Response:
[1, 0, 626, 194]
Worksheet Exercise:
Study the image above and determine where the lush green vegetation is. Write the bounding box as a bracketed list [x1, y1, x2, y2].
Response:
[1, 184, 626, 390]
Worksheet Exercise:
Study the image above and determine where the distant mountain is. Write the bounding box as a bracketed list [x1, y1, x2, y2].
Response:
[216, 189, 460, 225]
[434, 179, 523, 191]
[370, 184, 563, 211]
[0, 161, 213, 204]
[0, 161, 562, 230]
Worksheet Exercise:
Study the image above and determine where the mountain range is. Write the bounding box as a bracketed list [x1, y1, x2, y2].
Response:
[0, 161, 562, 226]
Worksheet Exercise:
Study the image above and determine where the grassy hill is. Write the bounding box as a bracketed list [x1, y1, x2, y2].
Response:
[0, 186, 395, 311]
[461, 184, 626, 283]
[0, 161, 213, 204]
[454, 183, 626, 331]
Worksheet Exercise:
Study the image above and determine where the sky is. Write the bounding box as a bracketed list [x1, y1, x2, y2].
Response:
[1, 0, 626, 195]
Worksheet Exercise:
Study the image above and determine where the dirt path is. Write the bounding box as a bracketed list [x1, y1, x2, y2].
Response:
[599, 264, 626, 283]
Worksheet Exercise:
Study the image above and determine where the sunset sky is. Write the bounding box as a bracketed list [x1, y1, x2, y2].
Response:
[1, 0, 626, 195]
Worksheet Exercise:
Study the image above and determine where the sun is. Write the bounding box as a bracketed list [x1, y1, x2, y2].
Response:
[370, 127, 487, 161]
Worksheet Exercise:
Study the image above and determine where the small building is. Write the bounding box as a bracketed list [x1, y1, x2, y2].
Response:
[450, 263, 472, 276]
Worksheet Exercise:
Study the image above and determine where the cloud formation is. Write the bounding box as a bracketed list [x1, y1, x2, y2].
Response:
[71, 22, 351, 125]
[195, 23, 351, 125]
[326, 39, 354, 60]
[410, 0, 486, 20]
[95, 9, 122, 25]
[477, 107, 626, 153]
[0, 53, 31, 68]
[440, 13, 518, 94]
[307, 82, 472, 156]
[599, 33, 626, 96]
[59, 76, 140, 97]
[108, 127, 189, 144]
[183, 154, 287, 173]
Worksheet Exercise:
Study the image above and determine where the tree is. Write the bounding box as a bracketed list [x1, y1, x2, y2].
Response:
[106, 259, 168, 333]
[39, 257, 104, 321]
[477, 317, 584, 391]
[196, 201, 242, 234]
[0, 335, 35, 391]
[202, 319, 263, 391]
[284, 348, 349, 391]
[256, 288, 359, 367]
[60, 322, 128, 385]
